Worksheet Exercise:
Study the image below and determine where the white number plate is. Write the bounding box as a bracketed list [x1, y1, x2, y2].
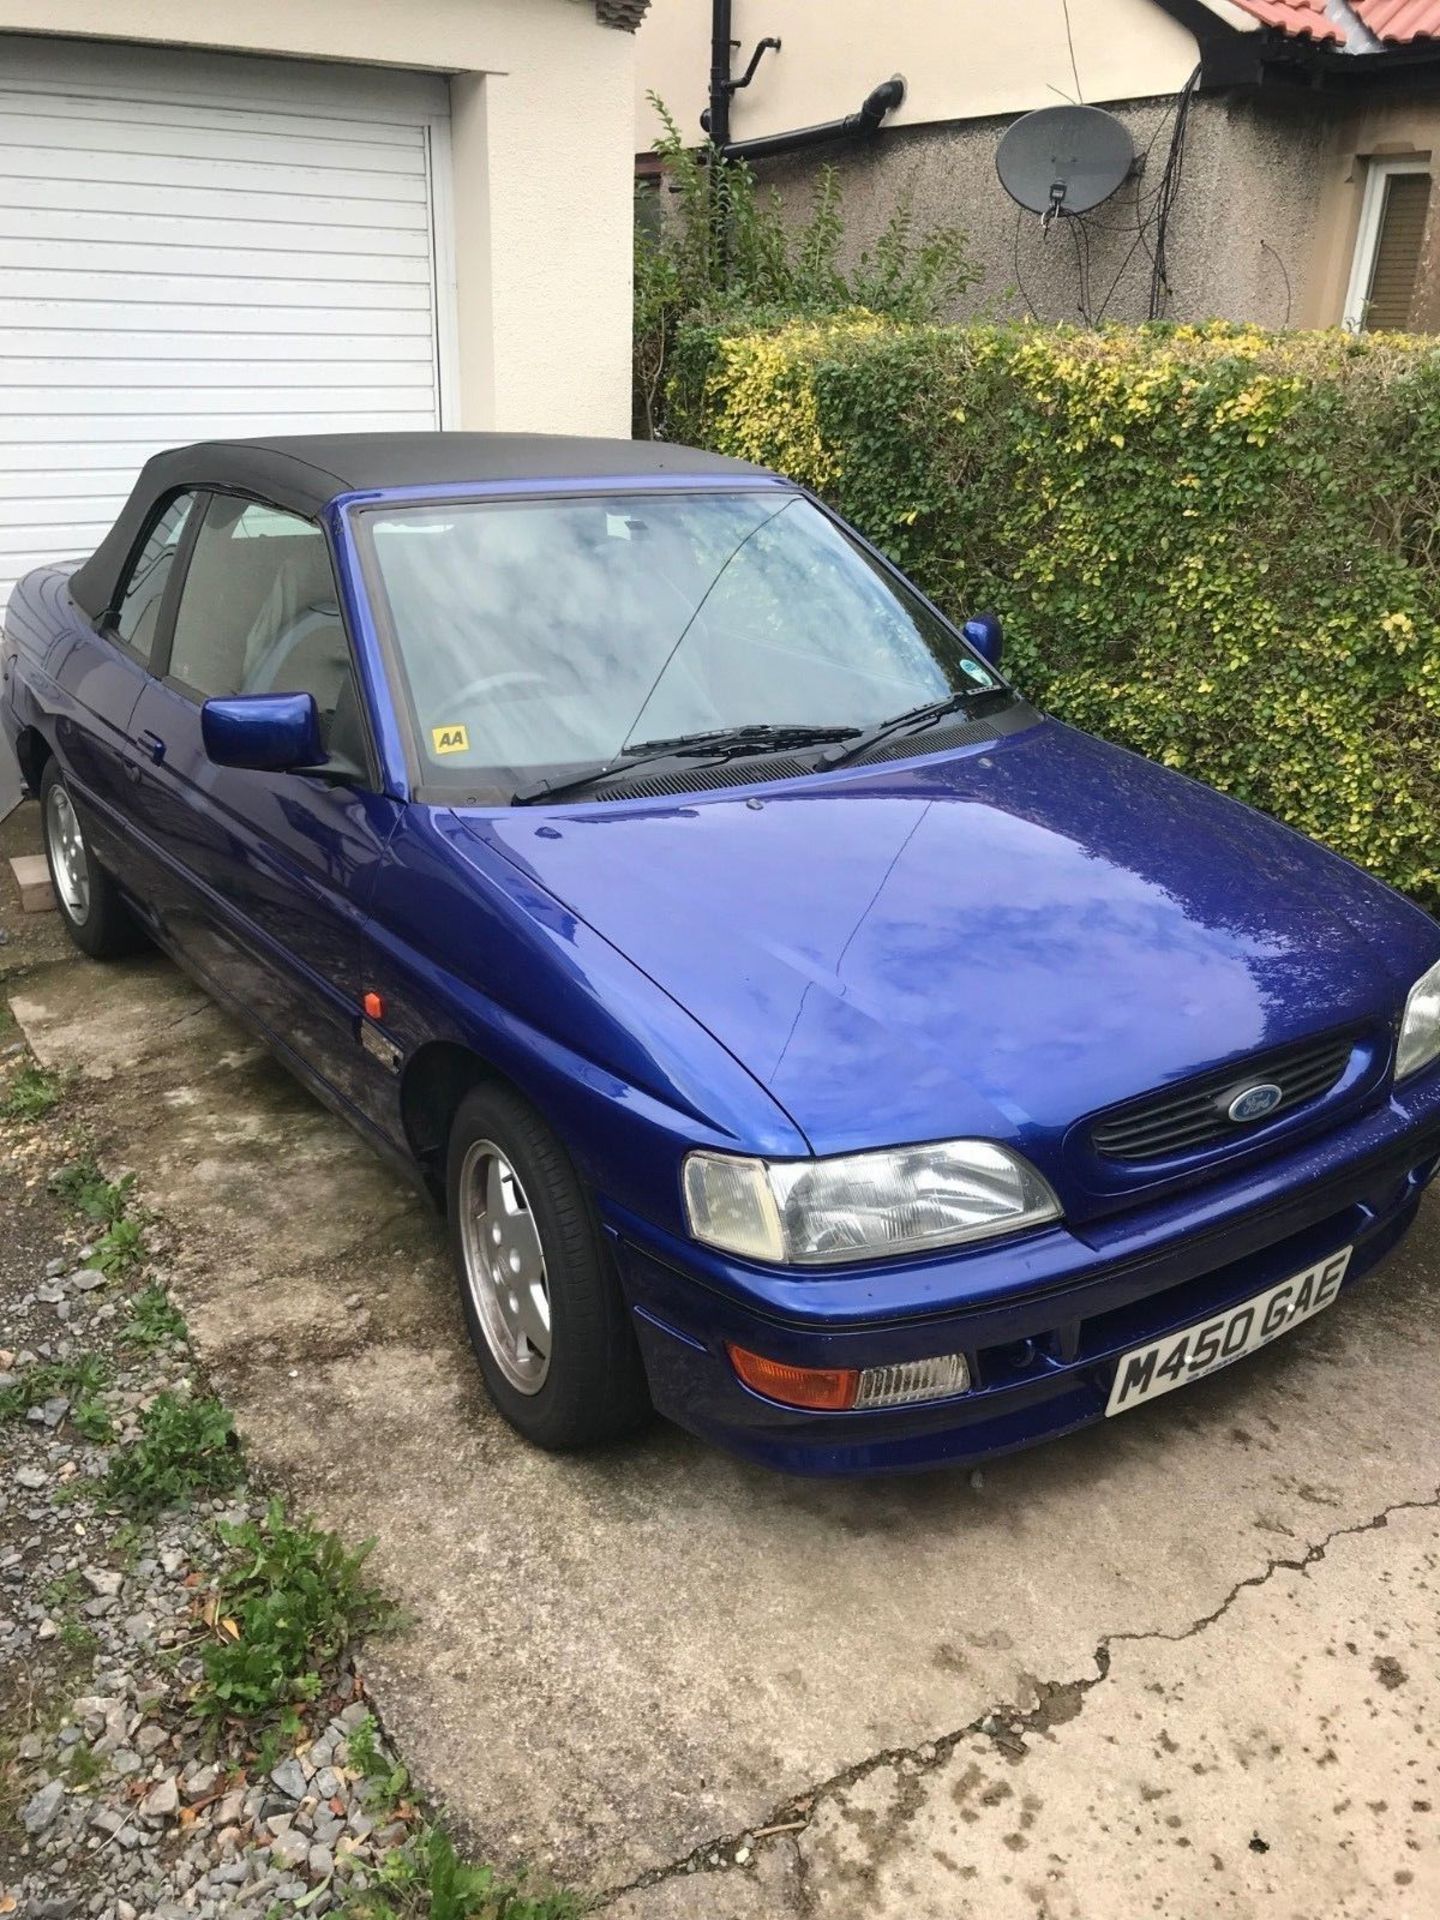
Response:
[1105, 1246, 1352, 1418]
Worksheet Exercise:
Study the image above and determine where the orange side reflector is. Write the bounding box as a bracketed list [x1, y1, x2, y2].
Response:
[362, 991, 385, 1021]
[727, 1343, 859, 1412]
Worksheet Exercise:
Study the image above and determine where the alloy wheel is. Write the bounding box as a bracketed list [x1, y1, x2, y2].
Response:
[457, 1138, 553, 1394]
[45, 783, 91, 924]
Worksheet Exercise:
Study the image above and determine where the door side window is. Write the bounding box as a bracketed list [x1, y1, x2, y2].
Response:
[166, 497, 365, 767]
[111, 492, 198, 663]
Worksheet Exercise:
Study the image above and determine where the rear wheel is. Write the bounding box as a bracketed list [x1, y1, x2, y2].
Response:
[446, 1082, 650, 1450]
[40, 760, 143, 959]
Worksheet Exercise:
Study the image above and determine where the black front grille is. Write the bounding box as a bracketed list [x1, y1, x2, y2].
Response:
[1090, 1031, 1358, 1164]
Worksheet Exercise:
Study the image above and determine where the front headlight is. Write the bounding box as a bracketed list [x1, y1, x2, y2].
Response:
[682, 1140, 1062, 1265]
[1396, 957, 1440, 1083]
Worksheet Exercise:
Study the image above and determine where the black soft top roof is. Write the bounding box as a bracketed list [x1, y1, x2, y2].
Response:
[69, 431, 772, 619]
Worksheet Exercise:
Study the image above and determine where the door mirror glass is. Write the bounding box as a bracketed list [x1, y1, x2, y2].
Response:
[962, 612, 1004, 669]
[201, 692, 324, 773]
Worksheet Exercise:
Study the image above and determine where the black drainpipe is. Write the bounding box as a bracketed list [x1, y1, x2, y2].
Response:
[708, 0, 735, 154]
[705, 0, 905, 163]
[721, 75, 907, 164]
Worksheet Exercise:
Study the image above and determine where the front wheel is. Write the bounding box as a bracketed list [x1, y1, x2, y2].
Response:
[446, 1082, 650, 1450]
[40, 760, 143, 959]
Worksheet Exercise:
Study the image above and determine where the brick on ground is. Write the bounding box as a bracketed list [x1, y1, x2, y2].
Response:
[8, 853, 54, 913]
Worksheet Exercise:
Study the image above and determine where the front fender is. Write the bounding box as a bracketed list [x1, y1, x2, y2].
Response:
[361, 807, 810, 1239]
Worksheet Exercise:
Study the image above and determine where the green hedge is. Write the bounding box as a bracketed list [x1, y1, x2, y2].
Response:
[668, 316, 1440, 912]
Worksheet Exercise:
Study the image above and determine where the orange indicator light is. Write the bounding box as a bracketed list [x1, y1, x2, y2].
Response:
[727, 1344, 859, 1412]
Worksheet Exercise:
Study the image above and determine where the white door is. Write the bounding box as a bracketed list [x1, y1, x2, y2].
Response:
[0, 35, 455, 816]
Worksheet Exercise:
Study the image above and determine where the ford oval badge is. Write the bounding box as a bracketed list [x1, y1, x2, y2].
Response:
[1228, 1082, 1283, 1124]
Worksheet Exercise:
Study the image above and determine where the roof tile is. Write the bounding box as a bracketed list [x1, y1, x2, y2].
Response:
[1352, 0, 1440, 41]
[1225, 0, 1342, 39]
[1227, 0, 1440, 41]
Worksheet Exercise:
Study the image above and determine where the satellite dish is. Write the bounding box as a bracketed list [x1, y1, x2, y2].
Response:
[997, 105, 1134, 217]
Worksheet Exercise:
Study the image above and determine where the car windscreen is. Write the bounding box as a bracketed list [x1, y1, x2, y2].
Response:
[357, 490, 1002, 796]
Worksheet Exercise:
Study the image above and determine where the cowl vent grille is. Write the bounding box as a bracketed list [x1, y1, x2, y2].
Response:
[850, 698, 1040, 766]
[599, 754, 815, 801]
[588, 699, 1041, 801]
[1090, 1031, 1359, 1164]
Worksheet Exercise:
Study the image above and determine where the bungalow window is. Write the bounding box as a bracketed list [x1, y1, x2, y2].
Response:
[1344, 158, 1432, 332]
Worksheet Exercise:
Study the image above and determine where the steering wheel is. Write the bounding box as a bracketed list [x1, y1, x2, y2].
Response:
[445, 668, 548, 706]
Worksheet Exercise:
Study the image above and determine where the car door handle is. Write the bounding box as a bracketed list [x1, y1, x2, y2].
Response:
[139, 730, 167, 765]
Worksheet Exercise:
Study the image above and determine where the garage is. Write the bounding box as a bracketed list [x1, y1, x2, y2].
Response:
[0, 35, 453, 611]
[0, 5, 638, 820]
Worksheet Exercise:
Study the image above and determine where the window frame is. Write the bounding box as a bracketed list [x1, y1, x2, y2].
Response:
[152, 486, 382, 791]
[1343, 155, 1431, 332]
[96, 487, 203, 669]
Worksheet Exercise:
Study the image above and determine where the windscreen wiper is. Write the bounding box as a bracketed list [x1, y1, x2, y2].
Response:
[625, 722, 860, 758]
[510, 722, 860, 807]
[817, 686, 1004, 773]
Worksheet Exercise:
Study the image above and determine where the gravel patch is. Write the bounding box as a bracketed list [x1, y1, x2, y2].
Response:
[0, 1094, 418, 1918]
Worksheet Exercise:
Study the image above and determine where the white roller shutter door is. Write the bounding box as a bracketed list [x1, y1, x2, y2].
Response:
[0, 38, 455, 814]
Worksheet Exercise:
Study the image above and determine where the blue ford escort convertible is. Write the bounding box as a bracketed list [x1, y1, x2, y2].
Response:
[4, 433, 1439, 1475]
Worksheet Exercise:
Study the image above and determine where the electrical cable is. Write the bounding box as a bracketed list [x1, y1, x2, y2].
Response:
[1261, 239, 1293, 327]
[1147, 64, 1200, 321]
[1013, 207, 1042, 322]
[1060, 0, 1084, 106]
[1012, 67, 1201, 328]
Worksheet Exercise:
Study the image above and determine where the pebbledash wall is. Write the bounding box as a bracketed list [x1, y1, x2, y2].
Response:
[636, 0, 1440, 332]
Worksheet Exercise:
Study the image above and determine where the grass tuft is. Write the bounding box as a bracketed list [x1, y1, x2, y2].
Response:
[103, 1392, 243, 1516]
[338, 1824, 578, 1920]
[71, 1398, 116, 1444]
[122, 1284, 187, 1349]
[50, 1159, 135, 1227]
[348, 1713, 410, 1807]
[1, 1063, 66, 1121]
[196, 1500, 395, 1722]
[86, 1215, 146, 1276]
[0, 1355, 109, 1425]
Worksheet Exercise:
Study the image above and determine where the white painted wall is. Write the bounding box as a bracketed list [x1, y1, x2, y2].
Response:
[635, 0, 1255, 151]
[0, 1, 637, 437]
[0, 0, 637, 817]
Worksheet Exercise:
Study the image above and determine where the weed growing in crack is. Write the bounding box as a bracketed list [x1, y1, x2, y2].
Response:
[1, 1063, 66, 1121]
[51, 1158, 136, 1227]
[103, 1391, 243, 1516]
[86, 1215, 146, 1277]
[71, 1397, 117, 1444]
[64, 1742, 105, 1790]
[348, 1712, 410, 1807]
[0, 1354, 109, 1423]
[58, 1618, 99, 1657]
[39, 1572, 100, 1657]
[122, 1283, 187, 1349]
[196, 1500, 396, 1724]
[339, 1824, 578, 1920]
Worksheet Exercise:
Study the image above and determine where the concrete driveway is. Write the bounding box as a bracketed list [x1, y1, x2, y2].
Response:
[4, 824, 1437, 1917]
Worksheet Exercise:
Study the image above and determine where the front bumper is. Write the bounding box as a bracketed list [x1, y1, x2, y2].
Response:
[604, 1075, 1440, 1475]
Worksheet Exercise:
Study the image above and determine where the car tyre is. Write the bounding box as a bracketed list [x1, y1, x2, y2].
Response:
[446, 1081, 650, 1449]
[39, 760, 144, 960]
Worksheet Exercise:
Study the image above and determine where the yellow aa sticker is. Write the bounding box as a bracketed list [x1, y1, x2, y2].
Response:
[431, 724, 470, 755]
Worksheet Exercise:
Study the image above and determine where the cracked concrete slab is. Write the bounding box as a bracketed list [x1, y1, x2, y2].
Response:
[9, 944, 1440, 1905]
[637, 1499, 1436, 1920]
